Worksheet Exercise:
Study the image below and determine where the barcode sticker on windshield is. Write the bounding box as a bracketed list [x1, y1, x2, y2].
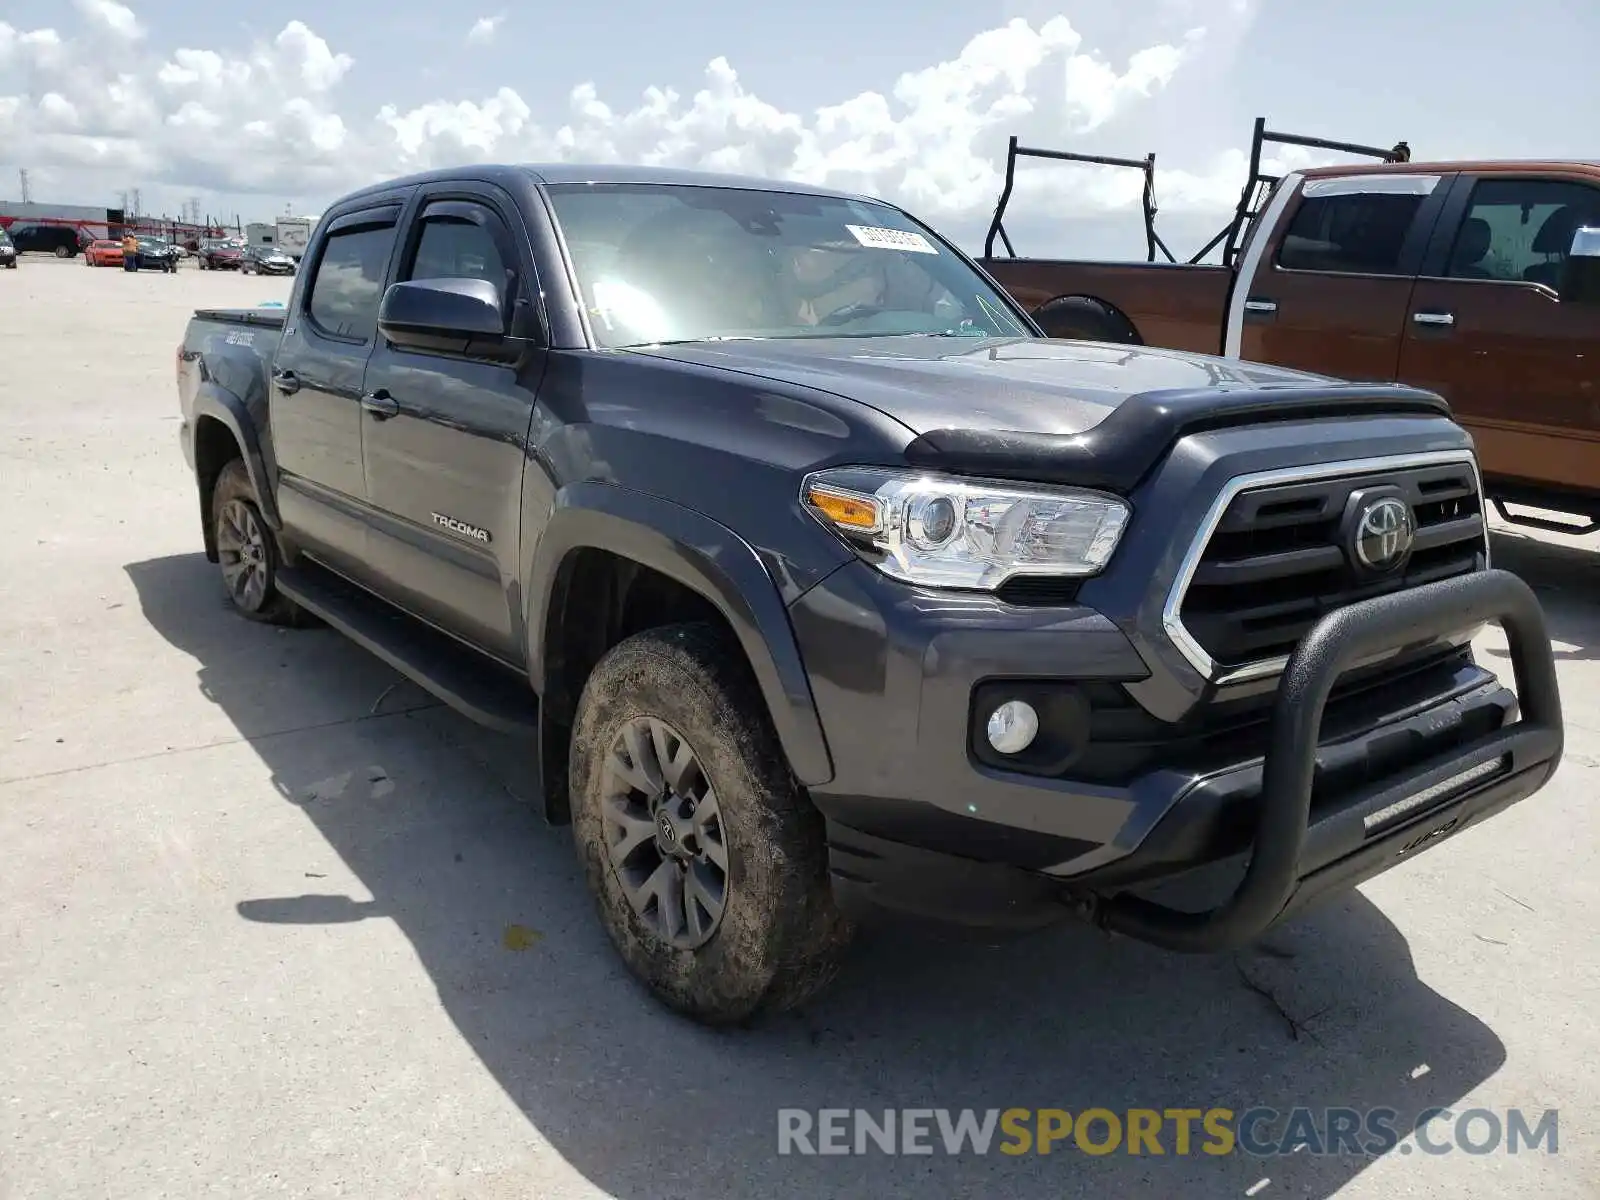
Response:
[845, 224, 938, 254]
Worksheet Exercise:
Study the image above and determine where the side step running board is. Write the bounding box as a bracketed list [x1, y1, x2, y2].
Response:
[276, 562, 539, 737]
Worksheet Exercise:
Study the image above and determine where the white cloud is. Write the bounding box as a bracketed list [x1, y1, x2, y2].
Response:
[0, 2, 1314, 249]
[466, 15, 504, 45]
[73, 0, 144, 40]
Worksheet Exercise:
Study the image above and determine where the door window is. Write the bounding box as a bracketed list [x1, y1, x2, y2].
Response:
[1444, 178, 1600, 286]
[404, 204, 515, 320]
[1277, 192, 1425, 275]
[306, 221, 398, 342]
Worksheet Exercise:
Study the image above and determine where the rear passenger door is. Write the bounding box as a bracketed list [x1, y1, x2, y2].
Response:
[358, 185, 546, 666]
[270, 200, 404, 580]
[1398, 173, 1600, 497]
[1235, 174, 1450, 381]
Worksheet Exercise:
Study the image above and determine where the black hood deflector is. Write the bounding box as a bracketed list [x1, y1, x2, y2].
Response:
[902, 384, 1453, 494]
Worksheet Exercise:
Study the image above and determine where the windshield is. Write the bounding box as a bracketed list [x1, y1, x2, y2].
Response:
[543, 183, 1030, 348]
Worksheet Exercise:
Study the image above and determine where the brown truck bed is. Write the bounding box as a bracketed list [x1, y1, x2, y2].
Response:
[979, 259, 1231, 355]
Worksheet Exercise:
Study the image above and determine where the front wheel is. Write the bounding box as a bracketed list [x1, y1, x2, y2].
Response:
[570, 624, 852, 1025]
[211, 459, 308, 626]
[53, 244, 71, 259]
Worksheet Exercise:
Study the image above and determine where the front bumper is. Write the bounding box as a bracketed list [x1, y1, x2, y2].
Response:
[792, 564, 1561, 945]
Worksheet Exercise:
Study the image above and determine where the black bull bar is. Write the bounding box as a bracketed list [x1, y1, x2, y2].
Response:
[1094, 568, 1564, 951]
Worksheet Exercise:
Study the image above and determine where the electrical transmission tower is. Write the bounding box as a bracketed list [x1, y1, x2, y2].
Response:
[18, 169, 30, 204]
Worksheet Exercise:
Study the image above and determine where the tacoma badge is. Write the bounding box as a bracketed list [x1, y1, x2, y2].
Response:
[431, 512, 492, 544]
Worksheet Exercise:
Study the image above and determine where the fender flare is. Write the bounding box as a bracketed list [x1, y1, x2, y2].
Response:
[190, 385, 280, 529]
[526, 482, 834, 787]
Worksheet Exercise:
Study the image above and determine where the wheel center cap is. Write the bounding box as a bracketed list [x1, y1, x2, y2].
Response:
[653, 796, 697, 858]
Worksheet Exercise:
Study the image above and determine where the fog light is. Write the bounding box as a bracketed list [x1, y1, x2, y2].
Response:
[985, 700, 1039, 755]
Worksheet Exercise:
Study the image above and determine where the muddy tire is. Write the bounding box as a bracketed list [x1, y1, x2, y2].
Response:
[570, 623, 852, 1025]
[211, 459, 309, 626]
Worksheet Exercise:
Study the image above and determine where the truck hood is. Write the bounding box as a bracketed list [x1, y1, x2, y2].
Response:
[629, 335, 1331, 437]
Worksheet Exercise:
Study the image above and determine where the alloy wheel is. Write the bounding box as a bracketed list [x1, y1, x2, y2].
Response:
[602, 715, 730, 950]
[216, 498, 272, 612]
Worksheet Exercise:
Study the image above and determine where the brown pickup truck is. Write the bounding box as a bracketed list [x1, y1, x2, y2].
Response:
[978, 123, 1600, 533]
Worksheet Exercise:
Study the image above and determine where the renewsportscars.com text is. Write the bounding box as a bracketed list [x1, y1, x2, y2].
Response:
[777, 1106, 1559, 1158]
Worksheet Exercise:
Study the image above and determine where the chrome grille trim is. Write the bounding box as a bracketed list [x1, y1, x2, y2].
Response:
[1161, 449, 1488, 681]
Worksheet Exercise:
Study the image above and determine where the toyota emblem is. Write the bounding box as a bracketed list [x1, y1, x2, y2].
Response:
[656, 811, 677, 844]
[1353, 497, 1415, 571]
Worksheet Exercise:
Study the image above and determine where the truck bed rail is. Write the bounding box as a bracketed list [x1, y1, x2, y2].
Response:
[192, 307, 288, 329]
[1195, 116, 1412, 267]
[983, 136, 1176, 264]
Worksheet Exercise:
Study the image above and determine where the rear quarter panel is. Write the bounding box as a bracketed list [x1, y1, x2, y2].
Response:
[178, 315, 285, 492]
[978, 258, 1232, 353]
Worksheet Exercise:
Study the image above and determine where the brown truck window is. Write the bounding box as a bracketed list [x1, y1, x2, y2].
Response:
[1277, 192, 1424, 275]
[1445, 178, 1600, 286]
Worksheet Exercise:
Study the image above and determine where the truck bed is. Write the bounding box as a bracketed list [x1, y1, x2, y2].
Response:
[979, 258, 1232, 355]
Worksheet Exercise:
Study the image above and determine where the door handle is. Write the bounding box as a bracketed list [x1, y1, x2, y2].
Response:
[271, 369, 301, 395]
[1243, 298, 1278, 314]
[361, 389, 400, 419]
[1412, 311, 1455, 328]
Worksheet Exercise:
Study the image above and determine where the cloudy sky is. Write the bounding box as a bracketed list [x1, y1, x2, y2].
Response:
[2, 0, 1596, 259]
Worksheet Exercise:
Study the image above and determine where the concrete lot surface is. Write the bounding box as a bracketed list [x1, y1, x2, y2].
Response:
[2, 255, 1598, 1199]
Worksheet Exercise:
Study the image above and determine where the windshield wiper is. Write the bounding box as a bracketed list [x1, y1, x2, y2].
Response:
[641, 335, 767, 347]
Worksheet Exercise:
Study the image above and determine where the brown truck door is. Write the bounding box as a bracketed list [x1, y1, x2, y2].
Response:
[1397, 173, 1600, 505]
[1225, 173, 1450, 381]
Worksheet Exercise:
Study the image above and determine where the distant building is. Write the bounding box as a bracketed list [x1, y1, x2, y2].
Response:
[0, 201, 115, 241]
[0, 200, 225, 248]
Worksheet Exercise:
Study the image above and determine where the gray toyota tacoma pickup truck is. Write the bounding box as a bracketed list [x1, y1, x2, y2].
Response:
[175, 164, 1563, 1025]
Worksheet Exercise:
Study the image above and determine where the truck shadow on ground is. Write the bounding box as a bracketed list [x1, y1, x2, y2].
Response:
[1484, 529, 1600, 663]
[127, 552, 1516, 1200]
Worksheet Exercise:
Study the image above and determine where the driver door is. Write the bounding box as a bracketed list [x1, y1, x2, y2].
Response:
[358, 186, 546, 665]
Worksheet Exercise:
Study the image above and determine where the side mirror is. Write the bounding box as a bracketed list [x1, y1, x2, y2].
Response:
[1558, 226, 1600, 305]
[377, 277, 509, 356]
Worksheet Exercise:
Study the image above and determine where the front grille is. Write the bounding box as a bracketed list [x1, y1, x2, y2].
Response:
[1177, 458, 1486, 669]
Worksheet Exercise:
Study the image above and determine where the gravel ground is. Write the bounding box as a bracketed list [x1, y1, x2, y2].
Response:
[2, 253, 1597, 1200]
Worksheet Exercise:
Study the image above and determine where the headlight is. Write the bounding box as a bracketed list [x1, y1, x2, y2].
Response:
[801, 466, 1130, 590]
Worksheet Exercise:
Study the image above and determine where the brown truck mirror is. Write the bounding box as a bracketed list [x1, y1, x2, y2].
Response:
[1558, 226, 1600, 304]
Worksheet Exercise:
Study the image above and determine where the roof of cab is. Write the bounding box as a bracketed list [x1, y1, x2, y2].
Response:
[1299, 158, 1600, 178]
[333, 162, 883, 206]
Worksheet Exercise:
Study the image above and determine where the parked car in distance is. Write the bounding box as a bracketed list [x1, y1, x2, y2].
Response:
[198, 239, 245, 270]
[84, 239, 125, 268]
[0, 228, 16, 268]
[978, 125, 1600, 535]
[5, 221, 81, 258]
[175, 163, 1563, 1025]
[239, 245, 297, 275]
[135, 237, 181, 272]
